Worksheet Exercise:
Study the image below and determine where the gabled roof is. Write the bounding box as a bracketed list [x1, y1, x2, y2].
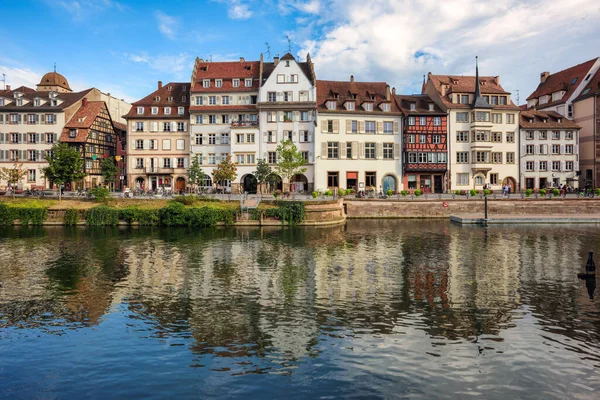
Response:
[124, 82, 189, 119]
[519, 109, 581, 130]
[191, 58, 260, 92]
[526, 58, 598, 106]
[61, 101, 113, 142]
[394, 94, 445, 116]
[573, 68, 600, 103]
[262, 53, 316, 86]
[317, 80, 401, 114]
[0, 87, 94, 111]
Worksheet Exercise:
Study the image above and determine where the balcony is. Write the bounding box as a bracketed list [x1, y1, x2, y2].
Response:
[404, 163, 448, 172]
[145, 166, 174, 174]
[230, 121, 258, 129]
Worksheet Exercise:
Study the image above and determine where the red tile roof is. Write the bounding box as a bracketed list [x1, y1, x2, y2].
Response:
[262, 53, 316, 86]
[0, 87, 94, 111]
[526, 58, 598, 105]
[113, 121, 127, 132]
[573, 68, 600, 103]
[191, 59, 260, 92]
[427, 74, 518, 110]
[394, 94, 445, 115]
[124, 82, 189, 119]
[61, 101, 110, 142]
[316, 80, 401, 114]
[519, 109, 581, 130]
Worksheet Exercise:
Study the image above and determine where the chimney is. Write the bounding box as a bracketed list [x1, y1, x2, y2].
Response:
[441, 84, 447, 97]
[158, 81, 163, 89]
[386, 84, 390, 101]
[5, 85, 10, 91]
[540, 72, 550, 84]
[350, 75, 354, 83]
[274, 57, 279, 66]
[494, 76, 500, 85]
[82, 98, 88, 107]
[240, 57, 245, 62]
[392, 87, 396, 96]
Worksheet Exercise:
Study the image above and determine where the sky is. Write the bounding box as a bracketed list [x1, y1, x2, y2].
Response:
[1, 0, 599, 104]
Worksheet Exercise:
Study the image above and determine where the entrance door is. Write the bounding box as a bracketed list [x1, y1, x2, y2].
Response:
[151, 177, 158, 191]
[243, 174, 258, 194]
[175, 177, 186, 193]
[434, 175, 443, 193]
[382, 175, 396, 194]
[346, 172, 358, 192]
[420, 175, 432, 193]
[539, 177, 547, 189]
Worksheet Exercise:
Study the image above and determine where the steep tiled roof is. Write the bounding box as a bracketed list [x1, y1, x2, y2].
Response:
[191, 59, 260, 92]
[316, 80, 401, 114]
[113, 121, 127, 132]
[61, 101, 110, 142]
[38, 71, 71, 91]
[573, 68, 600, 103]
[262, 53, 316, 86]
[394, 94, 445, 115]
[526, 58, 598, 105]
[519, 110, 581, 130]
[0, 87, 93, 111]
[124, 82, 189, 119]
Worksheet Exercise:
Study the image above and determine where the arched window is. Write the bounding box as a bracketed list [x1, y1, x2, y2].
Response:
[474, 175, 484, 185]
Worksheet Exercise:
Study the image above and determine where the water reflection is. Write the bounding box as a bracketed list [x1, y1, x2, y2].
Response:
[1, 222, 600, 398]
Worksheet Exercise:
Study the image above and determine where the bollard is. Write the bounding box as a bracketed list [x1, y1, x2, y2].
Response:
[484, 196, 488, 220]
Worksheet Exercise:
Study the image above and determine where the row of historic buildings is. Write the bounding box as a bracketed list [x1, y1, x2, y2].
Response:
[2, 55, 599, 192]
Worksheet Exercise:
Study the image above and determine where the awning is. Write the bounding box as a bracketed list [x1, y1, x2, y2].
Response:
[346, 172, 358, 179]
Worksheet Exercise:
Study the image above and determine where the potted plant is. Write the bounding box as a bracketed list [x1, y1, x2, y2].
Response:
[414, 189, 422, 197]
[469, 189, 478, 197]
[455, 190, 461, 196]
[552, 188, 560, 197]
[401, 190, 408, 197]
[324, 189, 333, 197]
[525, 188, 533, 197]
[539, 189, 547, 196]
[483, 189, 491, 196]
[386, 189, 393, 197]
[311, 191, 319, 199]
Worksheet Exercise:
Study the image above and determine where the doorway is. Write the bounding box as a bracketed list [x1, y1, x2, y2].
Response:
[243, 174, 258, 194]
[382, 175, 396, 194]
[175, 177, 186, 193]
[434, 175, 443, 193]
[539, 177, 547, 189]
[420, 175, 432, 193]
[346, 171, 358, 192]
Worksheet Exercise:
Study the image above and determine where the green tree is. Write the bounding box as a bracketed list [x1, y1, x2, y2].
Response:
[187, 156, 204, 193]
[0, 162, 28, 198]
[211, 154, 237, 198]
[274, 139, 306, 192]
[42, 143, 86, 201]
[253, 158, 272, 194]
[100, 157, 118, 190]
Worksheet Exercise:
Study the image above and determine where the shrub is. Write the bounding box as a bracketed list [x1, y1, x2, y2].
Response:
[119, 207, 160, 225]
[386, 189, 393, 196]
[469, 189, 478, 197]
[338, 189, 346, 197]
[311, 191, 319, 199]
[455, 190, 461, 196]
[596, 188, 600, 196]
[90, 186, 110, 202]
[0, 203, 49, 225]
[401, 190, 408, 197]
[483, 189, 491, 196]
[539, 189, 547, 196]
[552, 188, 560, 197]
[86, 205, 119, 226]
[525, 189, 533, 197]
[324, 189, 333, 197]
[158, 202, 187, 226]
[266, 201, 305, 225]
[63, 208, 79, 226]
[414, 190, 422, 197]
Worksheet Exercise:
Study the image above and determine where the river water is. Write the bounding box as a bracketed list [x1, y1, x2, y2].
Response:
[0, 221, 599, 399]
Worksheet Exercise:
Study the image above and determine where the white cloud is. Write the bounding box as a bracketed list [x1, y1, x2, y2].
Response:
[229, 3, 253, 19]
[278, 0, 321, 15]
[0, 65, 42, 90]
[298, 0, 600, 103]
[155, 11, 178, 39]
[45, 0, 125, 21]
[123, 52, 193, 75]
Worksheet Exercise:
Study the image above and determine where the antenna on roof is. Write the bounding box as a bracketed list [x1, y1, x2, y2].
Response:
[54, 62, 56, 73]
[265, 42, 271, 60]
[285, 35, 292, 53]
[515, 90, 520, 105]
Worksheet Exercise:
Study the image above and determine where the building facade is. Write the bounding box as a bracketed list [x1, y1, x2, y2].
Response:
[60, 98, 119, 189]
[189, 57, 260, 193]
[395, 94, 447, 193]
[124, 82, 190, 192]
[519, 110, 581, 190]
[424, 63, 520, 192]
[258, 53, 317, 193]
[315, 77, 402, 193]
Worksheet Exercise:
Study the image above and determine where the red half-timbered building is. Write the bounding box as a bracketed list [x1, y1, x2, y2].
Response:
[395, 94, 448, 193]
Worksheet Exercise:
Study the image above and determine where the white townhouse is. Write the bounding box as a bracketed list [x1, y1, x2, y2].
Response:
[314, 77, 403, 193]
[189, 57, 260, 193]
[424, 61, 521, 192]
[257, 53, 317, 193]
[519, 110, 581, 190]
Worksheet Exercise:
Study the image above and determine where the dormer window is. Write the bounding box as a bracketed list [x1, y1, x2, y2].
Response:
[215, 79, 223, 88]
[244, 66, 251, 71]
[164, 107, 171, 115]
[203, 79, 210, 88]
[34, 98, 40, 106]
[0, 98, 4, 106]
[558, 118, 562, 123]
[381, 103, 390, 112]
[499, 96, 507, 105]
[16, 99, 23, 106]
[480, 80, 486, 86]
[182, 96, 186, 102]
[245, 78, 252, 87]
[167, 85, 172, 91]
[168, 96, 173, 102]
[183, 85, 187, 90]
[178, 107, 185, 115]
[410, 103, 416, 111]
[137, 107, 144, 114]
[51, 99, 58, 106]
[370, 95, 375, 101]
[285, 60, 290, 67]
[326, 101, 336, 110]
[69, 129, 77, 138]
[155, 96, 160, 102]
[200, 66, 208, 71]
[364, 103, 373, 112]
[334, 93, 339, 99]
[233, 79, 240, 87]
[428, 103, 434, 111]
[452, 79, 459, 84]
[151, 107, 158, 115]
[346, 102, 355, 111]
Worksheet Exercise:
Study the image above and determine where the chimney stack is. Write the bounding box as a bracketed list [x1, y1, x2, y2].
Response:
[540, 72, 550, 84]
[350, 75, 354, 83]
[386, 84, 390, 101]
[158, 81, 163, 89]
[5, 85, 10, 91]
[441, 84, 447, 97]
[240, 57, 245, 62]
[494, 76, 500, 85]
[392, 87, 396, 96]
[274, 56, 279, 66]
[82, 98, 88, 107]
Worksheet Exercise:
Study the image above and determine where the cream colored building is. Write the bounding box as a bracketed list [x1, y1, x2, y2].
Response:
[124, 81, 190, 192]
[314, 78, 402, 192]
[424, 65, 520, 192]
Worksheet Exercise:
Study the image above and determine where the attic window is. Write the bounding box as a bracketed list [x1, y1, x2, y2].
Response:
[182, 96, 186, 102]
[371, 95, 375, 100]
[51, 99, 58, 106]
[137, 107, 144, 114]
[168, 96, 173, 102]
[34, 98, 40, 106]
[285, 61, 290, 67]
[326, 101, 336, 110]
[364, 103, 373, 112]
[77, 117, 85, 123]
[183, 85, 187, 90]
[245, 66, 251, 70]
[16, 99, 23, 106]
[480, 80, 486, 86]
[200, 66, 208, 71]
[585, 74, 591, 81]
[381, 103, 390, 112]
[410, 103, 416, 111]
[346, 102, 355, 111]
[429, 103, 434, 111]
[155, 96, 160, 102]
[69, 129, 77, 138]
[530, 119, 534, 123]
[558, 118, 562, 123]
[452, 79, 458, 84]
[582, 88, 591, 95]
[334, 93, 339, 99]
[570, 78, 577, 85]
[232, 79, 240, 87]
[352, 93, 357, 99]
[167, 85, 172, 91]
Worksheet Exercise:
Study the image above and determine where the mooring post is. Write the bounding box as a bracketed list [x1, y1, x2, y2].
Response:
[484, 195, 488, 221]
[586, 251, 596, 275]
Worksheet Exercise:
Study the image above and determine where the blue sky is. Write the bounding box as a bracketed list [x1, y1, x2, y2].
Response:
[1, 0, 599, 103]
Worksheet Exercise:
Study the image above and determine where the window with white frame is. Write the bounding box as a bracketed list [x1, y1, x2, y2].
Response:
[136, 122, 144, 132]
[419, 117, 426, 126]
[208, 153, 216, 164]
[432, 135, 441, 144]
[363, 103, 373, 112]
[552, 144, 560, 154]
[233, 79, 240, 87]
[565, 144, 573, 154]
[365, 121, 375, 133]
[300, 111, 309, 121]
[209, 134, 216, 144]
[178, 107, 185, 115]
[507, 114, 515, 124]
[407, 134, 415, 143]
[300, 130, 309, 142]
[221, 133, 229, 144]
[419, 134, 426, 144]
[381, 103, 390, 112]
[245, 78, 252, 87]
[209, 115, 216, 124]
[433, 117, 441, 126]
[383, 122, 393, 134]
[565, 161, 573, 170]
[215, 79, 222, 88]
[457, 173, 469, 185]
[526, 161, 534, 171]
[164, 107, 171, 115]
[552, 161, 560, 171]
[195, 134, 203, 145]
[456, 131, 469, 142]
[456, 152, 469, 163]
[327, 101, 336, 110]
[539, 161, 547, 171]
[383, 143, 393, 159]
[566, 131, 573, 140]
[195, 115, 203, 124]
[456, 112, 468, 122]
[203, 79, 210, 88]
[410, 103, 416, 111]
[346, 102, 355, 111]
[163, 158, 171, 168]
[408, 116, 415, 126]
[137, 107, 144, 114]
[136, 139, 143, 149]
[327, 142, 339, 159]
[506, 152, 515, 163]
[365, 143, 376, 159]
[268, 152, 277, 164]
[222, 96, 229, 105]
[151, 107, 158, 115]
[506, 132, 515, 143]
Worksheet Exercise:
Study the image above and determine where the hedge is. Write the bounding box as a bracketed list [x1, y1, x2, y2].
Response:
[0, 203, 48, 226]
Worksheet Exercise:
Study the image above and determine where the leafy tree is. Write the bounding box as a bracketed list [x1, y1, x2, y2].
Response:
[211, 154, 237, 198]
[0, 162, 28, 198]
[187, 156, 204, 193]
[274, 139, 306, 191]
[253, 158, 272, 194]
[100, 157, 118, 190]
[42, 143, 86, 201]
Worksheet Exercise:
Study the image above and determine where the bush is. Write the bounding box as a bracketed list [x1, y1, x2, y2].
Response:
[265, 201, 305, 225]
[400, 190, 408, 197]
[539, 189, 547, 196]
[86, 205, 119, 226]
[338, 189, 346, 197]
[552, 188, 560, 197]
[386, 189, 393, 196]
[414, 190, 422, 197]
[455, 190, 461, 196]
[0, 203, 48, 225]
[483, 189, 491, 196]
[311, 191, 319, 199]
[63, 208, 79, 226]
[525, 189, 533, 197]
[469, 189, 478, 197]
[90, 186, 110, 202]
[158, 202, 187, 226]
[119, 207, 160, 225]
[324, 189, 333, 197]
[596, 188, 600, 196]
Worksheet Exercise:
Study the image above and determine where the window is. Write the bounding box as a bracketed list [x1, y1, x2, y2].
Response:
[456, 131, 469, 142]
[162, 139, 171, 150]
[327, 101, 336, 110]
[46, 114, 56, 124]
[506, 132, 515, 143]
[410, 103, 416, 111]
[457, 173, 469, 185]
[408, 116, 415, 126]
[456, 112, 468, 122]
[383, 143, 393, 159]
[267, 131, 276, 143]
[566, 131, 573, 140]
[456, 152, 469, 163]
[301, 151, 309, 162]
[221, 133, 229, 144]
[277, 74, 285, 83]
[209, 96, 216, 105]
[28, 150, 37, 162]
[383, 122, 393, 134]
[381, 103, 390, 112]
[506, 152, 515, 164]
[221, 115, 229, 124]
[247, 133, 255, 143]
[499, 96, 507, 105]
[268, 152, 277, 164]
[473, 130, 489, 142]
[163, 158, 172, 168]
[365, 172, 376, 187]
[552, 161, 560, 171]
[526, 145, 535, 155]
[565, 161, 573, 171]
[195, 97, 203, 106]
[246, 154, 255, 164]
[526, 131, 534, 140]
[300, 111, 309, 121]
[177, 122, 185, 132]
[68, 129, 76, 138]
[10, 114, 19, 124]
[552, 144, 560, 154]
[433, 117, 441, 126]
[419, 117, 427, 126]
[552, 131, 560, 140]
[209, 134, 216, 144]
[215, 79, 222, 88]
[346, 102, 355, 111]
[195, 134, 203, 145]
[489, 173, 498, 185]
[350, 120, 358, 133]
[491, 113, 502, 123]
[203, 79, 210, 88]
[492, 132, 502, 142]
[506, 114, 515, 124]
[408, 153, 417, 163]
[283, 111, 293, 122]
[164, 107, 171, 115]
[525, 161, 533, 172]
[490, 96, 498, 105]
[209, 115, 216, 124]
[492, 152, 502, 163]
[299, 91, 309, 101]
[419, 135, 427, 144]
[363, 103, 373, 112]
[407, 134, 416, 143]
[460, 95, 469, 104]
[327, 142, 339, 159]
[28, 114, 36, 124]
[268, 92, 277, 102]
[565, 145, 573, 154]
[137, 107, 143, 114]
[365, 143, 376, 159]
[327, 172, 339, 188]
[233, 79, 240, 87]
[151, 107, 158, 115]
[539, 161, 547, 171]
[300, 130, 309, 142]
[283, 92, 292, 102]
[46, 133, 55, 143]
[208, 153, 216, 164]
[346, 143, 353, 159]
[539, 131, 547, 140]
[245, 78, 252, 87]
[236, 133, 244, 143]
[86, 160, 92, 170]
[176, 139, 185, 150]
[163, 122, 172, 132]
[365, 121, 375, 134]
[432, 135, 441, 144]
[178, 107, 185, 115]
[474, 175, 484, 186]
[475, 111, 490, 122]
[136, 122, 144, 132]
[428, 103, 435, 111]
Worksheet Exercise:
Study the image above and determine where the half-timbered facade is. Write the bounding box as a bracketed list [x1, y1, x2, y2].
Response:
[315, 78, 402, 193]
[60, 99, 118, 189]
[395, 94, 447, 193]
